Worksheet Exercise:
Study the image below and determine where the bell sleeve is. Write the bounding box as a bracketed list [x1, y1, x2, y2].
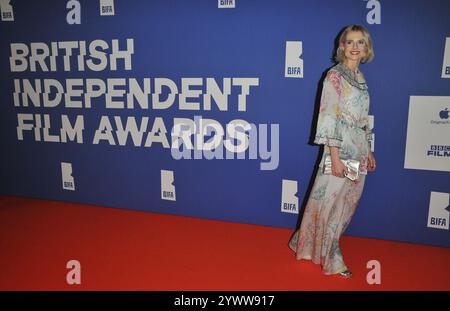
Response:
[314, 70, 343, 148]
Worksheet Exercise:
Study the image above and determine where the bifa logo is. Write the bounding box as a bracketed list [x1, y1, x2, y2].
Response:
[365, 0, 381, 25]
[285, 41, 303, 78]
[66, 0, 81, 25]
[442, 38, 450, 78]
[0, 0, 14, 21]
[281, 179, 298, 214]
[100, 0, 115, 16]
[427, 192, 449, 230]
[61, 162, 75, 191]
[161, 170, 176, 201]
[218, 0, 235, 8]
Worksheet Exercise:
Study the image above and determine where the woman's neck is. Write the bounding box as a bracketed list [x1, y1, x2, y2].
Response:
[343, 60, 360, 73]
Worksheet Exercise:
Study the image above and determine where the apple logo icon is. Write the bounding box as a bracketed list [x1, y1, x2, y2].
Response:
[440, 108, 449, 119]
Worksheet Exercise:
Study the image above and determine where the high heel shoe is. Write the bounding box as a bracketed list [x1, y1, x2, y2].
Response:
[338, 269, 353, 278]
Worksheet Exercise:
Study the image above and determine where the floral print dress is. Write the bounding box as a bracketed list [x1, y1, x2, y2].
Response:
[289, 63, 372, 275]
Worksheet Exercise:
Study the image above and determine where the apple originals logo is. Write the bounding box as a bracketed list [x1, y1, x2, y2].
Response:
[430, 108, 450, 125]
[439, 108, 449, 119]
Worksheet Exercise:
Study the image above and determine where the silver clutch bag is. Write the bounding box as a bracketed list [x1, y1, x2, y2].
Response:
[323, 155, 360, 181]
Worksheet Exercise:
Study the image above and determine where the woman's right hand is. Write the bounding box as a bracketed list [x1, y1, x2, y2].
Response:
[331, 158, 347, 178]
[329, 147, 347, 178]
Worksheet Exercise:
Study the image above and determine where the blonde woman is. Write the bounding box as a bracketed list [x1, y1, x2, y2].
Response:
[289, 25, 376, 278]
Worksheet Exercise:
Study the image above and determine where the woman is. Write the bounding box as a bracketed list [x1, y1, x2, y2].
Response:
[289, 25, 376, 278]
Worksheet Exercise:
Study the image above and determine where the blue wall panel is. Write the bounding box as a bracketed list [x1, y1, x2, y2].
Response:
[0, 0, 449, 247]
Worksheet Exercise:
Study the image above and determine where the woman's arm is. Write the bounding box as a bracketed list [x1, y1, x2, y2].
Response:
[314, 70, 344, 148]
[368, 149, 376, 171]
[330, 146, 347, 177]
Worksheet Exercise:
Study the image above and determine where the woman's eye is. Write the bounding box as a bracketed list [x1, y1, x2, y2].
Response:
[358, 40, 365, 45]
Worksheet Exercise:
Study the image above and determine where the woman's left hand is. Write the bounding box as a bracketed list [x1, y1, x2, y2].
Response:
[368, 151, 376, 171]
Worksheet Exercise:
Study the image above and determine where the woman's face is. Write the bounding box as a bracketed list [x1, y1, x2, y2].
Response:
[340, 31, 367, 63]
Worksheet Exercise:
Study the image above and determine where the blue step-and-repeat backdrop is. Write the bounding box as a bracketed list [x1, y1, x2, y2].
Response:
[0, 0, 449, 247]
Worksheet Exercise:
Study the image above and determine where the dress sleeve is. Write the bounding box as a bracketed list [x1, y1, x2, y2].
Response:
[314, 70, 343, 148]
[364, 118, 373, 142]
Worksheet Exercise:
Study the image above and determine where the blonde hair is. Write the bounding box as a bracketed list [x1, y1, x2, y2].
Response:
[335, 25, 374, 64]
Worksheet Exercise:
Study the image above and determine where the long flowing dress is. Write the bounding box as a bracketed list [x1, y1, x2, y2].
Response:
[289, 63, 373, 275]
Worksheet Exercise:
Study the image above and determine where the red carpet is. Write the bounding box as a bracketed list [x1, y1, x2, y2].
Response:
[0, 195, 449, 291]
